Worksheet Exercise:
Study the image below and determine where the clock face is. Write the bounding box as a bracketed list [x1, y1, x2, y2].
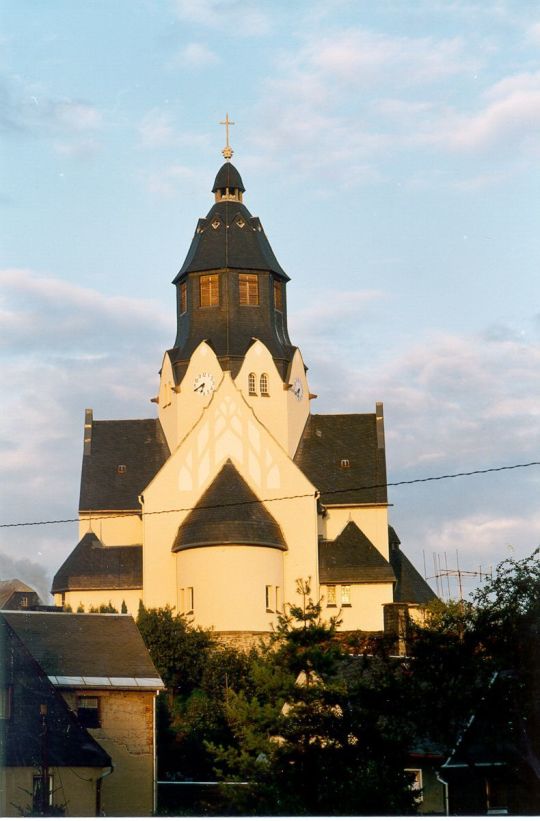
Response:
[193, 372, 216, 397]
[292, 377, 304, 401]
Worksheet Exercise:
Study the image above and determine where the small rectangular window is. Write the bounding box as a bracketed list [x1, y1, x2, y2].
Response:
[239, 273, 259, 305]
[265, 585, 273, 611]
[33, 775, 53, 812]
[405, 769, 423, 803]
[274, 280, 283, 311]
[187, 587, 194, 612]
[341, 585, 351, 606]
[275, 586, 281, 612]
[0, 687, 12, 720]
[78, 696, 100, 728]
[200, 274, 219, 307]
[180, 281, 187, 314]
[326, 585, 337, 607]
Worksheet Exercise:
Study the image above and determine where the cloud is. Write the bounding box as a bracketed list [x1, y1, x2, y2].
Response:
[172, 42, 220, 69]
[138, 110, 177, 148]
[143, 163, 203, 196]
[173, 0, 271, 36]
[0, 550, 52, 603]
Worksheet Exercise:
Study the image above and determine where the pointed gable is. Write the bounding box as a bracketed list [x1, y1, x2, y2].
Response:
[173, 459, 287, 552]
[319, 521, 395, 584]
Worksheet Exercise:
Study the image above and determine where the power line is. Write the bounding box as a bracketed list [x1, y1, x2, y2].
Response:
[0, 459, 538, 530]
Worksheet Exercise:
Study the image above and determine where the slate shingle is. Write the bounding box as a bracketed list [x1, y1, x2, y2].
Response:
[79, 418, 170, 511]
[388, 527, 438, 604]
[173, 459, 287, 552]
[51, 532, 142, 594]
[294, 414, 387, 505]
[319, 521, 395, 584]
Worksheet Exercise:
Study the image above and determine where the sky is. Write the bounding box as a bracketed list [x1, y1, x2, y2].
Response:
[1, 0, 539, 603]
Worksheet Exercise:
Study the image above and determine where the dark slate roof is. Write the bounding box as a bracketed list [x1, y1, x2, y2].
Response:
[0, 617, 111, 768]
[2, 612, 161, 679]
[51, 532, 142, 594]
[173, 459, 287, 552]
[294, 414, 387, 505]
[0, 579, 37, 608]
[79, 418, 170, 511]
[389, 527, 438, 604]
[212, 162, 245, 193]
[319, 521, 396, 584]
[175, 200, 289, 280]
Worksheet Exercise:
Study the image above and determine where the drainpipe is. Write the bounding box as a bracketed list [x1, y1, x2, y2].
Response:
[96, 764, 114, 816]
[436, 771, 449, 816]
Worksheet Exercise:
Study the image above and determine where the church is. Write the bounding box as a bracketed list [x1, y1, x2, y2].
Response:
[52, 132, 435, 640]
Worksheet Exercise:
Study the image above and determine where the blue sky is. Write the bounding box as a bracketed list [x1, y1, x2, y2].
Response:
[1, 0, 539, 601]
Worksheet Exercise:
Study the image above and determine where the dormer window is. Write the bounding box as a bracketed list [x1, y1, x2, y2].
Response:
[200, 274, 219, 307]
[239, 273, 259, 305]
[340, 459, 350, 469]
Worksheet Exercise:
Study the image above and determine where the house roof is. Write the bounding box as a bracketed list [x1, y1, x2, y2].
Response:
[51, 532, 142, 594]
[79, 417, 170, 511]
[0, 616, 111, 768]
[319, 521, 396, 584]
[2, 612, 163, 688]
[173, 459, 287, 552]
[0, 579, 37, 608]
[388, 527, 437, 604]
[294, 413, 387, 505]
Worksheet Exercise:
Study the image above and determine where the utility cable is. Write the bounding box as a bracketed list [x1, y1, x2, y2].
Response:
[0, 459, 538, 529]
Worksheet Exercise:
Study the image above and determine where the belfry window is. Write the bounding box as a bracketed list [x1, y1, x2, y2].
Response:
[274, 280, 283, 311]
[260, 373, 269, 395]
[200, 274, 219, 307]
[239, 273, 259, 305]
[180, 281, 187, 314]
[248, 373, 257, 395]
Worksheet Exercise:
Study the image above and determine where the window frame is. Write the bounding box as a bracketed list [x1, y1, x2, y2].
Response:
[341, 585, 352, 607]
[260, 373, 269, 396]
[239, 273, 259, 306]
[180, 281, 187, 314]
[248, 373, 257, 395]
[273, 279, 283, 312]
[199, 274, 220, 308]
[326, 585, 337, 607]
[77, 695, 100, 728]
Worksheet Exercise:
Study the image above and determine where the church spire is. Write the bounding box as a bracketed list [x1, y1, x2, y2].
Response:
[169, 156, 295, 381]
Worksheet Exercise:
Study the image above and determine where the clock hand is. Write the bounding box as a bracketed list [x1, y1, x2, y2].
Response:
[194, 383, 205, 392]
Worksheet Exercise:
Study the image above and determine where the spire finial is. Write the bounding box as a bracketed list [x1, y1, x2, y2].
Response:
[219, 113, 235, 160]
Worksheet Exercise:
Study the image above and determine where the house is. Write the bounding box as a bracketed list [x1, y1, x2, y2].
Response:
[0, 579, 40, 611]
[2, 611, 164, 816]
[442, 670, 540, 814]
[51, 142, 436, 641]
[0, 614, 111, 816]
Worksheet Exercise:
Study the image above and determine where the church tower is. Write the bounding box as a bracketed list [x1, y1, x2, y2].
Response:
[52, 128, 436, 638]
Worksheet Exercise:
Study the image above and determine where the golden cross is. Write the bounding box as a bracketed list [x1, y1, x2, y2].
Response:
[219, 113, 235, 160]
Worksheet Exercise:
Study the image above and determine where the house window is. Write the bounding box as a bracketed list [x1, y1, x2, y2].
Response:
[326, 585, 337, 607]
[341, 585, 351, 606]
[248, 372, 257, 395]
[274, 280, 283, 311]
[20, 595, 29, 608]
[239, 273, 259, 305]
[405, 769, 423, 803]
[180, 281, 187, 314]
[0, 687, 12, 719]
[78, 696, 100, 728]
[187, 587, 194, 612]
[200, 274, 219, 307]
[265, 585, 273, 611]
[260, 373, 269, 395]
[33, 775, 53, 813]
[275, 586, 281, 612]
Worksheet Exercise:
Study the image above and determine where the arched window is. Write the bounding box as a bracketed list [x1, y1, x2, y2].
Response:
[260, 373, 269, 395]
[248, 373, 257, 395]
